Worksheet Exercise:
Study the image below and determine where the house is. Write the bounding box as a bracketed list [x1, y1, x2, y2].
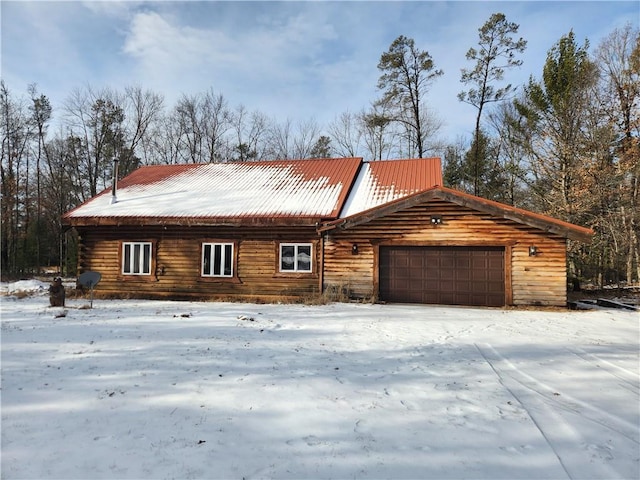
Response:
[62, 157, 593, 307]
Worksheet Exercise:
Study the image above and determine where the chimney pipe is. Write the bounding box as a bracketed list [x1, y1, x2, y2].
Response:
[110, 158, 119, 204]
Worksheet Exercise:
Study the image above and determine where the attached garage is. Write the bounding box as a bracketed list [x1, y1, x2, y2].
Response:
[321, 186, 593, 308]
[379, 246, 505, 306]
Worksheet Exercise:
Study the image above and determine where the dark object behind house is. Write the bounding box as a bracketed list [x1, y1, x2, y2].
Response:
[49, 277, 65, 307]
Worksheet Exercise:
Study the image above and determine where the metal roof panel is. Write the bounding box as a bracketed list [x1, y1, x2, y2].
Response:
[64, 158, 363, 223]
[339, 158, 442, 217]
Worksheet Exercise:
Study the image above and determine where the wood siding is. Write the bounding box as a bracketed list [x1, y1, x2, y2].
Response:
[75, 199, 570, 306]
[76, 226, 321, 300]
[323, 201, 568, 306]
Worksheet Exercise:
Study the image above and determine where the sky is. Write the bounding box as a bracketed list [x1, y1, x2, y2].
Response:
[1, 1, 638, 143]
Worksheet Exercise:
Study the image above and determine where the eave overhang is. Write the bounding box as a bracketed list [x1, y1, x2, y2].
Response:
[64, 215, 329, 229]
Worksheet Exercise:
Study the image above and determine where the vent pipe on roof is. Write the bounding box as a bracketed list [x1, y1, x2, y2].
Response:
[110, 157, 119, 205]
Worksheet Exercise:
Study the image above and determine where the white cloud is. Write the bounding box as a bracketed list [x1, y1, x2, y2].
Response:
[123, 12, 218, 70]
[3, 1, 638, 146]
[120, 4, 367, 122]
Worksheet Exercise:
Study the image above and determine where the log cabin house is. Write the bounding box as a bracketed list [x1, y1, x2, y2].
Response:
[62, 157, 593, 307]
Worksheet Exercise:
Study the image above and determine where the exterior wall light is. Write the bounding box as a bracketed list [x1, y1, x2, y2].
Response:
[430, 215, 442, 225]
[529, 245, 538, 256]
[352, 243, 358, 255]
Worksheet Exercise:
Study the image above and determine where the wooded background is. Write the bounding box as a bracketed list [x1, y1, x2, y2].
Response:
[1, 16, 638, 290]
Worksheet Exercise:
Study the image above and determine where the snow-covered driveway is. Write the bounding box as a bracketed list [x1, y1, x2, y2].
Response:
[1, 290, 638, 479]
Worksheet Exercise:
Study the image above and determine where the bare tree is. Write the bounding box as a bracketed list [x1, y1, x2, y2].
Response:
[292, 118, 321, 159]
[361, 103, 399, 161]
[230, 105, 268, 162]
[122, 86, 164, 169]
[174, 93, 205, 163]
[171, 89, 231, 164]
[1, 81, 33, 275]
[200, 89, 231, 163]
[266, 117, 294, 160]
[63, 86, 126, 198]
[327, 111, 362, 158]
[486, 100, 531, 208]
[594, 24, 640, 284]
[396, 105, 444, 158]
[41, 133, 82, 275]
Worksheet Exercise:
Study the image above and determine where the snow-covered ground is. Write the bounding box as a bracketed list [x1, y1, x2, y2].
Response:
[1, 280, 638, 479]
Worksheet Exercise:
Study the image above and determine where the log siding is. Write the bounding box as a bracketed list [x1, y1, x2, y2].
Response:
[323, 201, 568, 306]
[76, 226, 321, 300]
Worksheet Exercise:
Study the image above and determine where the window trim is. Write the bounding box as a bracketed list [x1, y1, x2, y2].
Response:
[198, 240, 240, 283]
[121, 241, 153, 276]
[201, 242, 234, 278]
[279, 243, 313, 273]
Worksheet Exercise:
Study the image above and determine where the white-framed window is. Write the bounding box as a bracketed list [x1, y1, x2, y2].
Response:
[280, 243, 312, 272]
[122, 242, 152, 275]
[202, 243, 234, 277]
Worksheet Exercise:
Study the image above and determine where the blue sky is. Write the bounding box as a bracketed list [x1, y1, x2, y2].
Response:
[2, 1, 638, 142]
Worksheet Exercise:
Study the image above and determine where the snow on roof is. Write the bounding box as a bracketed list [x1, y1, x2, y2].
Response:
[64, 158, 363, 223]
[340, 158, 442, 217]
[63, 157, 444, 225]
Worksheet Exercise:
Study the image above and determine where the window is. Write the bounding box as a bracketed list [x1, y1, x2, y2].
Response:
[122, 242, 152, 275]
[202, 243, 234, 277]
[280, 243, 312, 272]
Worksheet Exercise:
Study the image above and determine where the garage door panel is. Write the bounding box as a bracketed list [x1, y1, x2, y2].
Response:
[441, 270, 456, 281]
[379, 246, 505, 307]
[487, 256, 503, 267]
[409, 266, 424, 277]
[441, 258, 455, 268]
[440, 293, 455, 304]
[471, 270, 485, 281]
[425, 280, 439, 290]
[456, 257, 471, 268]
[487, 271, 503, 281]
[457, 270, 471, 281]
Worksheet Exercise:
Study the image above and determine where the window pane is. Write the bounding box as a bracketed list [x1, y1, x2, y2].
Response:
[223, 244, 233, 276]
[202, 243, 233, 277]
[203, 244, 211, 275]
[143, 244, 151, 274]
[123, 244, 131, 274]
[122, 242, 152, 275]
[133, 244, 141, 273]
[297, 245, 311, 271]
[281, 245, 295, 271]
[213, 244, 222, 276]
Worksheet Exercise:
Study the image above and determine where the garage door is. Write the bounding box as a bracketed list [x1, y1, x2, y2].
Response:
[379, 246, 505, 306]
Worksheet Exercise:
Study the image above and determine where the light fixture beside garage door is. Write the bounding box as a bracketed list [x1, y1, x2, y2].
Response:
[430, 215, 442, 225]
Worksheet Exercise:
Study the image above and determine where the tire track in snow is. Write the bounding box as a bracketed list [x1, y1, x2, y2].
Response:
[476, 343, 628, 480]
[477, 343, 639, 443]
[566, 347, 639, 394]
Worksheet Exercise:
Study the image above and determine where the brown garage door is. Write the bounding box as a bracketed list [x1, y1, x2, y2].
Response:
[379, 246, 505, 306]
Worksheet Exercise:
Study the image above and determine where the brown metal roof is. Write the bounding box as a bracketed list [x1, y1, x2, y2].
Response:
[340, 158, 442, 217]
[63, 157, 592, 242]
[368, 157, 442, 191]
[64, 158, 363, 225]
